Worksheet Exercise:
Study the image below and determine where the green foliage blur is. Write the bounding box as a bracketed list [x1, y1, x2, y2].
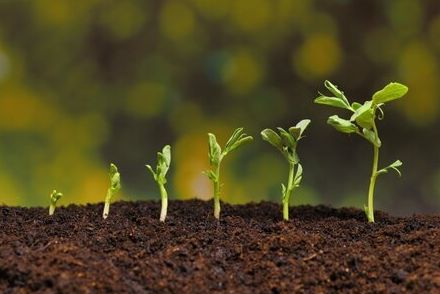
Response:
[1, 0, 440, 215]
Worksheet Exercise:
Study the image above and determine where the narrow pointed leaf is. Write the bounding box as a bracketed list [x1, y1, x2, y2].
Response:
[277, 127, 295, 149]
[324, 80, 350, 105]
[372, 82, 408, 104]
[314, 95, 350, 110]
[294, 163, 303, 187]
[227, 136, 253, 153]
[377, 160, 403, 177]
[261, 128, 283, 150]
[225, 128, 244, 150]
[208, 133, 221, 165]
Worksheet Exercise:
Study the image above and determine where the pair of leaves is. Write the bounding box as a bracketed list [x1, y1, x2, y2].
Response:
[314, 81, 352, 111]
[377, 160, 403, 177]
[109, 163, 121, 194]
[50, 190, 63, 205]
[261, 119, 311, 164]
[208, 128, 253, 168]
[146, 145, 171, 185]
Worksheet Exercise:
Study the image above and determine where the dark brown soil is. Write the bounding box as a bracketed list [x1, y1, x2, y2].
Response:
[1, 200, 440, 293]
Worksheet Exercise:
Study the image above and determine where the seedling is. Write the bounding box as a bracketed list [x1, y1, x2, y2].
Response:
[49, 190, 63, 216]
[102, 163, 121, 219]
[261, 120, 311, 220]
[206, 128, 253, 219]
[314, 80, 408, 222]
[146, 145, 171, 222]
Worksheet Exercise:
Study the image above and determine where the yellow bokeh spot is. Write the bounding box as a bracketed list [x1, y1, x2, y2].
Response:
[32, 0, 94, 26]
[160, 1, 195, 41]
[293, 33, 342, 80]
[126, 82, 167, 118]
[398, 41, 439, 125]
[230, 0, 271, 34]
[222, 50, 263, 95]
[173, 133, 211, 200]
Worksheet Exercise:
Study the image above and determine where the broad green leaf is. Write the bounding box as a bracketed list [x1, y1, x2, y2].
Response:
[289, 119, 311, 140]
[261, 128, 283, 150]
[377, 160, 403, 177]
[277, 127, 296, 149]
[372, 82, 408, 104]
[362, 128, 381, 147]
[208, 133, 221, 165]
[327, 115, 359, 134]
[314, 95, 350, 110]
[350, 100, 374, 129]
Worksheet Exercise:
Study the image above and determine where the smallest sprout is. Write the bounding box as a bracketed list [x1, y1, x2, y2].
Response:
[102, 163, 121, 219]
[146, 145, 171, 222]
[49, 190, 63, 216]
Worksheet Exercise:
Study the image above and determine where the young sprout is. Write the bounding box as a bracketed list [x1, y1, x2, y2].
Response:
[49, 190, 63, 216]
[206, 128, 253, 219]
[146, 145, 171, 222]
[314, 80, 408, 222]
[102, 163, 121, 219]
[261, 120, 311, 220]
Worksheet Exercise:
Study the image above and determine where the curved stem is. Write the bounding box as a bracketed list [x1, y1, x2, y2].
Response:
[366, 123, 380, 223]
[159, 184, 168, 222]
[283, 162, 295, 220]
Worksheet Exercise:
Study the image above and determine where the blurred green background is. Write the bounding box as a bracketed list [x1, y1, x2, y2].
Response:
[1, 0, 440, 215]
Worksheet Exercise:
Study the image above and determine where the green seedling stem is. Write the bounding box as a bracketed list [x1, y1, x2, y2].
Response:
[206, 128, 253, 219]
[103, 163, 121, 219]
[261, 119, 310, 220]
[146, 145, 171, 222]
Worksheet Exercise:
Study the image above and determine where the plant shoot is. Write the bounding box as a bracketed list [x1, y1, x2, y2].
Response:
[146, 145, 171, 222]
[206, 128, 253, 219]
[49, 190, 63, 216]
[102, 163, 121, 219]
[314, 80, 408, 222]
[261, 119, 310, 220]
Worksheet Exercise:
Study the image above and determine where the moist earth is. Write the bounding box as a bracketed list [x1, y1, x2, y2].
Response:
[1, 200, 440, 293]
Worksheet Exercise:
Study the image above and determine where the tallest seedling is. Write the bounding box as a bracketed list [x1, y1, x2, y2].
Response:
[315, 80, 408, 222]
[206, 128, 253, 219]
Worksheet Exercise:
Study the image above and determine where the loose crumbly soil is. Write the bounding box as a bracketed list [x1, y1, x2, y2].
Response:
[1, 200, 440, 293]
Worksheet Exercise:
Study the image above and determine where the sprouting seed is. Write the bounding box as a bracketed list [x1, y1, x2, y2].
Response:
[205, 128, 253, 219]
[102, 163, 121, 219]
[314, 80, 407, 222]
[261, 119, 311, 220]
[49, 190, 63, 216]
[146, 145, 171, 222]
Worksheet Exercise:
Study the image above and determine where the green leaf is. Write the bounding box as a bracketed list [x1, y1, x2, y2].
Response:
[261, 128, 283, 150]
[314, 95, 350, 110]
[372, 82, 408, 104]
[289, 119, 311, 140]
[277, 127, 296, 149]
[281, 183, 286, 196]
[225, 128, 244, 150]
[350, 100, 374, 129]
[294, 163, 303, 187]
[161, 145, 171, 167]
[109, 163, 121, 192]
[362, 128, 381, 147]
[377, 160, 403, 177]
[208, 133, 222, 166]
[204, 170, 217, 181]
[327, 115, 359, 134]
[324, 80, 350, 105]
[351, 102, 362, 111]
[227, 136, 253, 153]
[50, 190, 63, 204]
[145, 164, 156, 179]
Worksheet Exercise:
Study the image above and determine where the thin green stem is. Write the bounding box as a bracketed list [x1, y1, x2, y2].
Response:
[213, 163, 221, 219]
[103, 189, 111, 219]
[159, 183, 168, 222]
[366, 123, 380, 223]
[283, 162, 295, 220]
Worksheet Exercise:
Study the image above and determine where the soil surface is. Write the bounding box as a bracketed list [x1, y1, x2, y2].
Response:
[1, 200, 440, 293]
